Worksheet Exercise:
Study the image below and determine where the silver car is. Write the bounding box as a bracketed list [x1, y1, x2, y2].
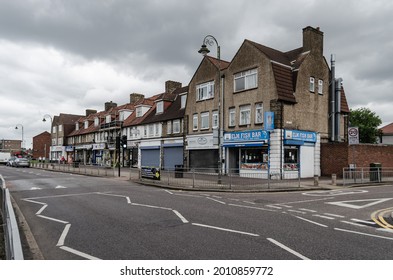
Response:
[14, 158, 30, 168]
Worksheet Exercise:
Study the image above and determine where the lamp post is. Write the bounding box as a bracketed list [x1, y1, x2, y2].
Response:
[198, 35, 223, 183]
[15, 124, 24, 150]
[42, 114, 53, 162]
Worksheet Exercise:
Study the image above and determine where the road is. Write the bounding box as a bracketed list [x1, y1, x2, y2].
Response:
[2, 165, 393, 260]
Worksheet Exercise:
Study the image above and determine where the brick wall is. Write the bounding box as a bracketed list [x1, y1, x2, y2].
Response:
[32, 132, 51, 159]
[321, 143, 393, 177]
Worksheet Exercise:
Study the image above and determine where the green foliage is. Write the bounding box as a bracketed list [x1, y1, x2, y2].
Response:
[349, 107, 382, 143]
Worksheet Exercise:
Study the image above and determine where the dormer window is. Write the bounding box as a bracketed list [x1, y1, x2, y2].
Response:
[136, 107, 142, 117]
[75, 122, 79, 130]
[156, 101, 164, 114]
[84, 120, 89, 129]
[181, 94, 187, 109]
[105, 115, 111, 123]
[94, 117, 99, 127]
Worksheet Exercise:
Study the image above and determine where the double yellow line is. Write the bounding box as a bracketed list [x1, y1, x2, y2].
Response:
[371, 207, 393, 229]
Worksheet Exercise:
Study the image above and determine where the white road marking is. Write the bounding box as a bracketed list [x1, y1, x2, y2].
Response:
[37, 215, 68, 224]
[377, 228, 393, 233]
[266, 205, 282, 209]
[327, 198, 393, 209]
[335, 228, 393, 241]
[30, 187, 42, 190]
[229, 203, 276, 212]
[97, 192, 131, 204]
[57, 224, 71, 246]
[172, 210, 189, 223]
[267, 238, 310, 260]
[312, 214, 335, 220]
[164, 190, 174, 195]
[192, 223, 259, 237]
[206, 197, 226, 204]
[288, 209, 307, 214]
[131, 203, 172, 210]
[323, 213, 345, 218]
[60, 246, 101, 260]
[36, 204, 48, 215]
[350, 218, 376, 225]
[55, 185, 67, 189]
[340, 221, 368, 227]
[299, 208, 317, 213]
[293, 216, 328, 228]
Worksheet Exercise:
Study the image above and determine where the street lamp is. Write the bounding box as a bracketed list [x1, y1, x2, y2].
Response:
[42, 114, 53, 162]
[15, 124, 24, 150]
[198, 35, 223, 182]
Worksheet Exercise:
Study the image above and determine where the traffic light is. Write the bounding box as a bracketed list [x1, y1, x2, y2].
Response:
[121, 135, 127, 149]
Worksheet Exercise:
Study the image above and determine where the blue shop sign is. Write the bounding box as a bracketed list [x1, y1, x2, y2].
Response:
[224, 129, 269, 143]
[285, 130, 317, 143]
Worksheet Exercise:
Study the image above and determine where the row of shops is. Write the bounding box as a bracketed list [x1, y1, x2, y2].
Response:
[50, 129, 319, 178]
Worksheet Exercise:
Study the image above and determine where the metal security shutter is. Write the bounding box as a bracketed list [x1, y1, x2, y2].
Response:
[141, 149, 160, 167]
[163, 147, 183, 170]
[189, 149, 218, 170]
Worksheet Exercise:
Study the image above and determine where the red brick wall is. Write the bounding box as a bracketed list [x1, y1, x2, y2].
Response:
[321, 143, 393, 177]
[32, 132, 51, 159]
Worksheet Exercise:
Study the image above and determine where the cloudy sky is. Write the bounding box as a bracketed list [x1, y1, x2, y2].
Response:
[0, 0, 392, 148]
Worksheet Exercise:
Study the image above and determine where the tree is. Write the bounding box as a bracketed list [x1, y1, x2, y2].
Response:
[349, 107, 382, 144]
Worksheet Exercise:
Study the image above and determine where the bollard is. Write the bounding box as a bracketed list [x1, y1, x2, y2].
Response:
[332, 174, 337, 186]
[314, 175, 319, 187]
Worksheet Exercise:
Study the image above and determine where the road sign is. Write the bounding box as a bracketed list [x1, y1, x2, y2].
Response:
[348, 127, 359, 145]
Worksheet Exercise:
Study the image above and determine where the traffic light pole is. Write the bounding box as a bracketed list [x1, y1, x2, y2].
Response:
[116, 135, 121, 177]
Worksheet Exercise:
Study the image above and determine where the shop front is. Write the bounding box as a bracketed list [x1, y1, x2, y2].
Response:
[162, 139, 183, 170]
[50, 145, 65, 162]
[127, 141, 139, 168]
[65, 146, 74, 163]
[74, 144, 93, 165]
[186, 133, 218, 171]
[284, 130, 319, 178]
[223, 129, 269, 178]
[92, 143, 106, 165]
[140, 140, 161, 168]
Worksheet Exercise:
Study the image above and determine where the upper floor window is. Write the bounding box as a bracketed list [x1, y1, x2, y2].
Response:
[173, 119, 181, 134]
[105, 115, 111, 123]
[136, 107, 142, 117]
[58, 125, 63, 132]
[239, 105, 251, 125]
[180, 94, 187, 109]
[234, 68, 258, 92]
[201, 112, 209, 130]
[193, 114, 198, 131]
[309, 77, 315, 92]
[156, 101, 164, 114]
[167, 121, 172, 134]
[318, 79, 323, 95]
[94, 117, 99, 127]
[75, 123, 79, 131]
[229, 108, 236, 127]
[196, 81, 214, 101]
[84, 121, 89, 129]
[212, 110, 218, 129]
[255, 103, 263, 124]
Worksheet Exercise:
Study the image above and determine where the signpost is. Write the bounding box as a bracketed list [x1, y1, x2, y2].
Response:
[348, 127, 359, 145]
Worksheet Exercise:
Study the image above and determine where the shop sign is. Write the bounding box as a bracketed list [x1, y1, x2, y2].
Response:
[186, 134, 215, 149]
[223, 130, 269, 143]
[285, 130, 317, 143]
[92, 143, 106, 150]
[65, 146, 74, 152]
[264, 112, 275, 131]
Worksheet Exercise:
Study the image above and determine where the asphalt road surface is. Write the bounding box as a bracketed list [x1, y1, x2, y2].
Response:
[2, 165, 393, 260]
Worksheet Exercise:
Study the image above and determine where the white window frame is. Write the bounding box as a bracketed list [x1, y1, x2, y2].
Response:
[255, 103, 263, 124]
[74, 123, 78, 131]
[156, 101, 164, 114]
[155, 123, 159, 136]
[58, 124, 63, 132]
[105, 115, 111, 123]
[94, 117, 99, 127]
[201, 112, 209, 130]
[180, 94, 187, 109]
[196, 81, 214, 101]
[173, 119, 181, 134]
[84, 121, 89, 129]
[212, 110, 218, 129]
[234, 68, 258, 92]
[310, 77, 315, 92]
[193, 114, 198, 131]
[318, 79, 323, 95]
[229, 108, 236, 127]
[167, 121, 172, 134]
[148, 124, 154, 136]
[239, 105, 251, 126]
[136, 107, 142, 117]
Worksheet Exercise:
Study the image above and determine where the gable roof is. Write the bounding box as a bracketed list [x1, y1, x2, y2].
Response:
[340, 86, 350, 113]
[380, 122, 393, 135]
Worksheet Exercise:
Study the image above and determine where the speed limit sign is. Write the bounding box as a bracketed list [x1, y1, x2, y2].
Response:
[348, 127, 359, 145]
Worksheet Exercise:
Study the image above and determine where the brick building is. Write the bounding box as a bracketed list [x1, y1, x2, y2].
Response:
[32, 131, 51, 160]
[0, 139, 22, 152]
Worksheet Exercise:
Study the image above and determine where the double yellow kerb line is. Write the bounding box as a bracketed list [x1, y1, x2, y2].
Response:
[371, 208, 393, 229]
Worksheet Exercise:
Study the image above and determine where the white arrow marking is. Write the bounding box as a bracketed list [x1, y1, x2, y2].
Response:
[327, 198, 393, 209]
[55, 185, 67, 189]
[30, 187, 42, 190]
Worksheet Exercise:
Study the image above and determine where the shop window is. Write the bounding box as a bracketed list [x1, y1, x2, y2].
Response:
[284, 146, 299, 170]
[240, 148, 268, 170]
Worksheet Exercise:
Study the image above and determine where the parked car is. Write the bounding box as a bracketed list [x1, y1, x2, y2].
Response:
[13, 157, 30, 168]
[6, 156, 16, 167]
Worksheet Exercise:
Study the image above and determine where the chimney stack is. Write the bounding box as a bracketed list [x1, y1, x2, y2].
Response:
[165, 80, 182, 94]
[130, 93, 144, 104]
[85, 109, 97, 116]
[303, 26, 324, 56]
[104, 101, 117, 111]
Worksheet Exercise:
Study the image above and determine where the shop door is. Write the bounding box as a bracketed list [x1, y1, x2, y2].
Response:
[300, 145, 314, 178]
[141, 149, 160, 167]
[163, 147, 183, 170]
